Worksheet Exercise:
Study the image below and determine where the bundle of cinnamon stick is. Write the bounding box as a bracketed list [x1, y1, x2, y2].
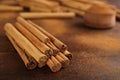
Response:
[4, 17, 72, 72]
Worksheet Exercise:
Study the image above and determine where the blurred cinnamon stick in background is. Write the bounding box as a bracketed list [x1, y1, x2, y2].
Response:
[19, 12, 75, 19]
[0, 5, 23, 11]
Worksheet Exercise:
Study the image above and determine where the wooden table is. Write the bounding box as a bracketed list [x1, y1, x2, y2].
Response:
[0, 0, 120, 80]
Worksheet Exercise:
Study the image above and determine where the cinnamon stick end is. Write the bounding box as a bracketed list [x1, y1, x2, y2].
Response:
[38, 56, 48, 68]
[26, 59, 38, 70]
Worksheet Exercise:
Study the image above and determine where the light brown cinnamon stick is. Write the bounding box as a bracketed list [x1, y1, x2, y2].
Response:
[6, 33, 38, 70]
[46, 41, 59, 54]
[15, 22, 53, 56]
[63, 50, 72, 60]
[47, 56, 61, 72]
[0, 5, 23, 11]
[17, 0, 31, 7]
[19, 12, 75, 19]
[49, 56, 62, 72]
[0, 0, 18, 5]
[17, 17, 50, 43]
[61, 0, 91, 11]
[4, 23, 48, 68]
[32, 0, 58, 8]
[27, 20, 67, 52]
[58, 52, 70, 66]
[57, 52, 70, 67]
[30, 6, 52, 12]
[61, 6, 85, 17]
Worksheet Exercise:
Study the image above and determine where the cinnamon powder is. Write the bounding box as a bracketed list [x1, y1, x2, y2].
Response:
[75, 35, 120, 51]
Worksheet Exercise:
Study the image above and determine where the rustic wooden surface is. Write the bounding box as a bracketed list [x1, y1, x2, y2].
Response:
[0, 0, 120, 80]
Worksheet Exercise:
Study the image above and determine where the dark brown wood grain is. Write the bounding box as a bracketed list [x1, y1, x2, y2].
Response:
[0, 0, 120, 80]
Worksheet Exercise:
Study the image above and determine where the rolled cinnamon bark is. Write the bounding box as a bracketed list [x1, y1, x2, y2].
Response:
[49, 56, 62, 72]
[61, 6, 85, 17]
[19, 12, 75, 19]
[0, 0, 18, 5]
[15, 22, 53, 56]
[57, 52, 70, 67]
[6, 33, 38, 70]
[46, 41, 59, 54]
[63, 50, 72, 60]
[61, 0, 91, 11]
[0, 5, 23, 11]
[27, 20, 67, 52]
[31, 0, 59, 8]
[59, 52, 70, 64]
[30, 6, 52, 12]
[17, 0, 31, 7]
[74, 0, 107, 5]
[47, 57, 61, 72]
[17, 17, 50, 43]
[4, 23, 48, 68]
[6, 32, 61, 72]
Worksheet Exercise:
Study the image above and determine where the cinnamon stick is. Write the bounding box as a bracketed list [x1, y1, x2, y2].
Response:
[19, 12, 75, 19]
[50, 56, 62, 72]
[61, 6, 85, 17]
[17, 17, 50, 43]
[17, 0, 31, 7]
[32, 0, 58, 8]
[27, 20, 68, 52]
[0, 0, 18, 5]
[6, 33, 38, 70]
[46, 41, 59, 54]
[61, 0, 91, 11]
[57, 52, 70, 67]
[15, 22, 53, 56]
[63, 50, 72, 60]
[0, 5, 23, 11]
[47, 56, 61, 72]
[30, 6, 52, 12]
[4, 23, 48, 68]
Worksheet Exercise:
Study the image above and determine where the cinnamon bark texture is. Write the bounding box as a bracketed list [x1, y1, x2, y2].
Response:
[19, 12, 75, 19]
[0, 5, 23, 11]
